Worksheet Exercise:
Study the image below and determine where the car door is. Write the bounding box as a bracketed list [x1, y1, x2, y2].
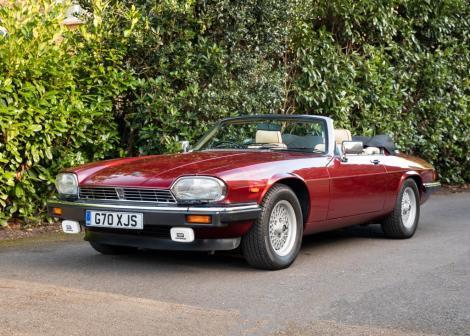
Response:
[327, 154, 388, 219]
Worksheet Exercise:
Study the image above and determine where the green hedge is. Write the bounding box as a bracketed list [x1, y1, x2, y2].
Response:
[0, 0, 468, 224]
[113, 0, 468, 181]
[0, 1, 136, 224]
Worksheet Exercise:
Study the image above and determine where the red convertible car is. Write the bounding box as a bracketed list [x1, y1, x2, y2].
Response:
[48, 115, 440, 269]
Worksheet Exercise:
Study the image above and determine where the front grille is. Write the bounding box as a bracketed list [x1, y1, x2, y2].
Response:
[79, 187, 119, 200]
[122, 188, 176, 203]
[79, 187, 176, 204]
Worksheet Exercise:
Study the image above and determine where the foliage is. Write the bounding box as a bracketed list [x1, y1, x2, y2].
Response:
[289, 0, 469, 183]
[0, 0, 136, 224]
[0, 0, 468, 224]
[107, 0, 291, 155]
[108, 0, 468, 182]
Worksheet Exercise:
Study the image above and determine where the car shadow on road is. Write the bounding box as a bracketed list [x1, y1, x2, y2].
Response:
[123, 249, 250, 271]
[302, 223, 386, 245]
[299, 223, 387, 253]
[83, 224, 387, 271]
[7, 224, 388, 274]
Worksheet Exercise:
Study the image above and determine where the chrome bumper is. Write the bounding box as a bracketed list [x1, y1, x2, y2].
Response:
[423, 181, 441, 193]
[47, 199, 261, 227]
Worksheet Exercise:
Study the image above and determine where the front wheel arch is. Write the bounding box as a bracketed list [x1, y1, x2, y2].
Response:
[260, 177, 310, 225]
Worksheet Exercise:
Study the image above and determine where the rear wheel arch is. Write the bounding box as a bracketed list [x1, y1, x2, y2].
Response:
[400, 173, 423, 200]
[408, 175, 423, 197]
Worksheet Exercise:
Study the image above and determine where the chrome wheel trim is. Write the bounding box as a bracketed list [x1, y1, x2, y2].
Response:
[268, 200, 297, 257]
[401, 187, 417, 229]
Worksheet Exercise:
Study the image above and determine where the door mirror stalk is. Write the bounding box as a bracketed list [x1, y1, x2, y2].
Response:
[181, 141, 190, 153]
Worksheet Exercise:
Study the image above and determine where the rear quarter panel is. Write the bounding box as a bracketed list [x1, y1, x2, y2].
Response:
[380, 153, 436, 211]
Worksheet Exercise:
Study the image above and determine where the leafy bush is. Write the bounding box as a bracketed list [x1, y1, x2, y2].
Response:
[0, 0, 468, 224]
[289, 0, 469, 183]
[0, 0, 136, 224]
[111, 0, 468, 183]
[110, 0, 290, 155]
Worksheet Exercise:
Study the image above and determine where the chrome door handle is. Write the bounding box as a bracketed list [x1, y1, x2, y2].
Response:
[370, 159, 380, 165]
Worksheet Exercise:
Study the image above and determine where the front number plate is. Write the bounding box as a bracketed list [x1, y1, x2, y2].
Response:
[85, 210, 143, 230]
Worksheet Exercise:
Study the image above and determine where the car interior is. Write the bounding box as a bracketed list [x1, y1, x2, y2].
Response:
[255, 130, 287, 148]
[207, 120, 395, 155]
[252, 128, 382, 156]
[333, 129, 382, 156]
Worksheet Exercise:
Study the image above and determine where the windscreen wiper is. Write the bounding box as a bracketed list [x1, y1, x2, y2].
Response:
[245, 143, 283, 149]
[282, 147, 325, 153]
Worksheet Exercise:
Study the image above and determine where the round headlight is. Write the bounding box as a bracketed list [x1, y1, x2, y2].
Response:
[55, 173, 78, 196]
[171, 177, 226, 202]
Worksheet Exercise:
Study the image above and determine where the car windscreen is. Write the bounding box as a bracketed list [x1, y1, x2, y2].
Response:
[194, 118, 328, 153]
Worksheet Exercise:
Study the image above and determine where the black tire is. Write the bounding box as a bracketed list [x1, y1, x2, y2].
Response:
[242, 184, 303, 270]
[89, 241, 137, 255]
[381, 179, 420, 238]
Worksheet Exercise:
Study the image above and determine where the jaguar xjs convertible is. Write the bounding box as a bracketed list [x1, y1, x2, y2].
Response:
[48, 115, 441, 269]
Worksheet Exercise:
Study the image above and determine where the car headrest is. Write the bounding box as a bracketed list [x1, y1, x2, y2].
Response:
[255, 130, 283, 144]
[334, 129, 352, 145]
[363, 147, 381, 155]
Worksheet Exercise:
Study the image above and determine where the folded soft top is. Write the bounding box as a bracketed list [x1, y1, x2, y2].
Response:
[352, 134, 396, 154]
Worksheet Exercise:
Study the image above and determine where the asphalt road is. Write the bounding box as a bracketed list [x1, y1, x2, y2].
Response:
[0, 193, 469, 336]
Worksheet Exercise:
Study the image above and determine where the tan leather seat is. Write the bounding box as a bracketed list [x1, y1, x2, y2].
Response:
[314, 143, 326, 152]
[253, 130, 286, 148]
[314, 129, 352, 153]
[334, 128, 352, 154]
[334, 129, 352, 145]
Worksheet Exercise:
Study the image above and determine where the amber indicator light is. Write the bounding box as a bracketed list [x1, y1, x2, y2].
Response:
[52, 207, 63, 216]
[186, 215, 212, 224]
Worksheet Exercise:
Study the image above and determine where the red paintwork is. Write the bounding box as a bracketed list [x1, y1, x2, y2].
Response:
[68, 149, 437, 239]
